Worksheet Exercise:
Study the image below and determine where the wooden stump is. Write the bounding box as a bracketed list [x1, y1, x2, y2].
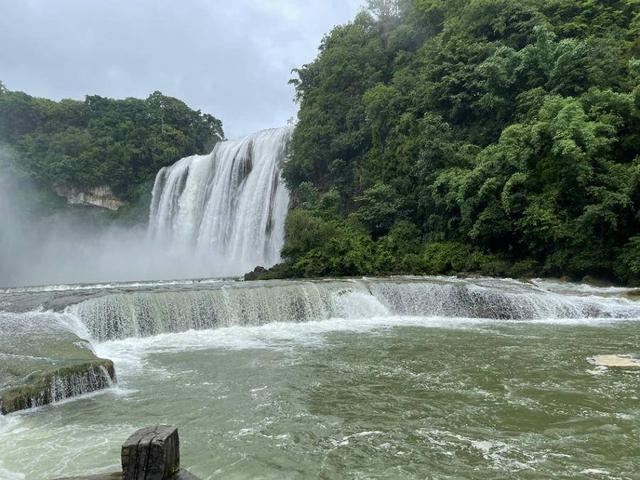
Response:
[121, 426, 180, 480]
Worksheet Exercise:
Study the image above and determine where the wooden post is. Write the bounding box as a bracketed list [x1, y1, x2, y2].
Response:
[121, 426, 180, 480]
[53, 426, 199, 480]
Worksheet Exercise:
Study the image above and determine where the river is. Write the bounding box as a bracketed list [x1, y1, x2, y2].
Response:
[0, 276, 638, 479]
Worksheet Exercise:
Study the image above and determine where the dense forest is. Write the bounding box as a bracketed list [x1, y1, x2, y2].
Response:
[0, 83, 223, 202]
[269, 0, 640, 285]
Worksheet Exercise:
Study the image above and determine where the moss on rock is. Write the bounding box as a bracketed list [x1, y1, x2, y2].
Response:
[0, 311, 117, 415]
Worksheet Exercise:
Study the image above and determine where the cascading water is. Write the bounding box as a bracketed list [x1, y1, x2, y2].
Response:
[71, 278, 640, 341]
[148, 127, 292, 275]
[2, 276, 640, 479]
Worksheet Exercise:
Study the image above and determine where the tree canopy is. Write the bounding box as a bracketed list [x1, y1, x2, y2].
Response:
[278, 0, 640, 284]
[0, 87, 223, 200]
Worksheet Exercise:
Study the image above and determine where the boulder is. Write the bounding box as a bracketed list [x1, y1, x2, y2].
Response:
[244, 265, 268, 281]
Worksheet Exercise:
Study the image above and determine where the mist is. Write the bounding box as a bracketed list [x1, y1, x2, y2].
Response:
[0, 149, 241, 288]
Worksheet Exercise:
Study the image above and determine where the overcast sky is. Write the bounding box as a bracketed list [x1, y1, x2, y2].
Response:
[0, 0, 363, 138]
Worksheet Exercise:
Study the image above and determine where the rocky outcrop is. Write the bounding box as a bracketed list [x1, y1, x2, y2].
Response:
[244, 265, 268, 280]
[0, 359, 115, 415]
[0, 312, 117, 415]
[54, 185, 126, 210]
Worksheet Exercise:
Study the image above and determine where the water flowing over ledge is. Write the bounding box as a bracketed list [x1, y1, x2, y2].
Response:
[0, 311, 115, 415]
[2, 276, 639, 415]
[148, 127, 292, 275]
[71, 277, 640, 342]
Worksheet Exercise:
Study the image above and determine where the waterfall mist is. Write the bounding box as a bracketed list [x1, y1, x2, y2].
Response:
[0, 128, 291, 288]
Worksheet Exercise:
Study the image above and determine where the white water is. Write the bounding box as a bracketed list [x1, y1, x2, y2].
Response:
[148, 127, 292, 275]
[1, 277, 640, 479]
[71, 278, 640, 342]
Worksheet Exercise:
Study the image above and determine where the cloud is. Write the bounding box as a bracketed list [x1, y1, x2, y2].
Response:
[0, 0, 363, 138]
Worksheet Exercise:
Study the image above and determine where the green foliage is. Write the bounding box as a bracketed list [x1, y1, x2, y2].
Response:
[277, 0, 640, 284]
[354, 182, 402, 238]
[0, 87, 223, 200]
[618, 236, 640, 280]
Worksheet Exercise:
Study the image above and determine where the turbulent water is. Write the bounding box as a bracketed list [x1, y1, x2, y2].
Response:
[71, 277, 640, 341]
[148, 127, 292, 274]
[1, 276, 639, 479]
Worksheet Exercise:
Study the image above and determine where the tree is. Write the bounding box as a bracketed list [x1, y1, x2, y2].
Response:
[0, 86, 224, 201]
[280, 0, 640, 284]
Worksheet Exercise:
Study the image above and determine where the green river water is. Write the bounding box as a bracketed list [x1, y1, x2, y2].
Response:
[1, 313, 638, 479]
[0, 278, 640, 480]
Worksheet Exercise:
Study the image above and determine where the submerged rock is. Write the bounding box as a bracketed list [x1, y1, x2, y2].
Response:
[52, 473, 121, 480]
[589, 354, 640, 369]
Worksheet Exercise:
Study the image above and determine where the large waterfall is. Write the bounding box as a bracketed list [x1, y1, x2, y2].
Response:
[148, 127, 292, 275]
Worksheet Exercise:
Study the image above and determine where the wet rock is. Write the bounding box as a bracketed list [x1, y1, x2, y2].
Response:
[0, 360, 115, 415]
[0, 311, 116, 415]
[590, 354, 640, 369]
[244, 265, 268, 280]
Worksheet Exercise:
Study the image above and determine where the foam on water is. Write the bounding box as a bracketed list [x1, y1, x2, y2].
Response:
[70, 277, 640, 342]
[93, 312, 633, 379]
[0, 416, 26, 479]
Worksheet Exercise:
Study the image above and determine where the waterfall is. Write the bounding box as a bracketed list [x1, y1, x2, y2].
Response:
[148, 127, 292, 275]
[72, 278, 640, 341]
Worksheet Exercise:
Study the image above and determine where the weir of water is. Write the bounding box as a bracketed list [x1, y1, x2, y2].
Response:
[148, 127, 292, 274]
[71, 278, 640, 342]
[0, 311, 115, 414]
[2, 276, 640, 415]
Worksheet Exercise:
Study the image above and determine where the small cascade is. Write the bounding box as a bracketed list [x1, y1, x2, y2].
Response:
[71, 278, 640, 342]
[0, 311, 116, 415]
[367, 281, 635, 319]
[38, 364, 114, 408]
[74, 281, 370, 341]
[148, 127, 292, 275]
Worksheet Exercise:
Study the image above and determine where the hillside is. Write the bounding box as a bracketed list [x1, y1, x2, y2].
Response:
[273, 0, 640, 285]
[0, 84, 223, 213]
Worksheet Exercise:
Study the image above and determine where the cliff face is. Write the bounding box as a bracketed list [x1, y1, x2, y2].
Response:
[54, 185, 126, 210]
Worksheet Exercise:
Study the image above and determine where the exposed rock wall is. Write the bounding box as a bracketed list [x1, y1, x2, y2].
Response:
[54, 185, 126, 210]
